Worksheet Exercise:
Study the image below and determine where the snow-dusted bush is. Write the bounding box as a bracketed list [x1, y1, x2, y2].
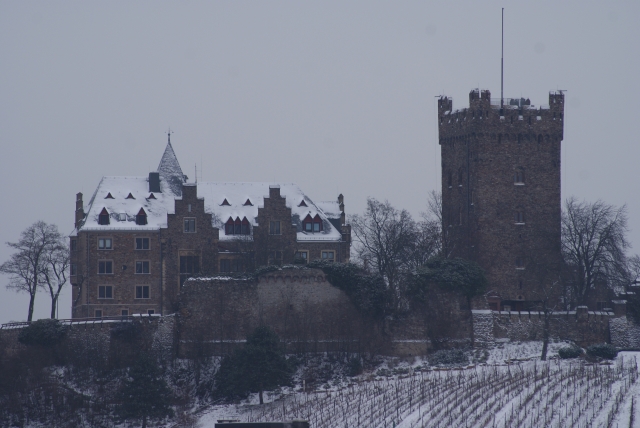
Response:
[18, 319, 68, 346]
[428, 349, 468, 366]
[586, 343, 618, 360]
[558, 345, 583, 359]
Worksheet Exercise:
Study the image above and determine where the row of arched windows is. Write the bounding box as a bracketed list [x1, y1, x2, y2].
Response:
[225, 217, 251, 235]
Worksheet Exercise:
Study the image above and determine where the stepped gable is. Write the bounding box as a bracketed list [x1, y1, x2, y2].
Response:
[157, 139, 186, 196]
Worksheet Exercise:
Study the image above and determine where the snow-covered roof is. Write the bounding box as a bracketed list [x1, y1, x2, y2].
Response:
[80, 176, 179, 230]
[78, 140, 343, 242]
[315, 200, 341, 220]
[80, 178, 343, 241]
[197, 182, 342, 242]
[157, 140, 187, 195]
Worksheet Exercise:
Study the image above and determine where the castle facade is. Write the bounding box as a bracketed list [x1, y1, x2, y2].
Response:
[69, 139, 351, 318]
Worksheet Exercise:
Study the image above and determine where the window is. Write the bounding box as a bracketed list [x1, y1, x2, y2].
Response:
[98, 238, 112, 250]
[458, 168, 463, 186]
[136, 208, 147, 225]
[98, 260, 113, 274]
[220, 259, 242, 273]
[268, 251, 282, 265]
[179, 255, 200, 286]
[269, 221, 281, 235]
[447, 171, 452, 188]
[322, 251, 335, 262]
[70, 264, 77, 276]
[243, 199, 253, 206]
[147, 309, 155, 315]
[514, 211, 525, 224]
[70, 239, 77, 251]
[98, 285, 113, 299]
[514, 170, 525, 184]
[515, 257, 525, 269]
[98, 208, 110, 225]
[135, 285, 150, 299]
[95, 309, 103, 318]
[135, 261, 150, 274]
[295, 251, 308, 264]
[121, 309, 129, 317]
[135, 237, 150, 250]
[184, 218, 196, 233]
[302, 215, 323, 233]
[458, 207, 462, 225]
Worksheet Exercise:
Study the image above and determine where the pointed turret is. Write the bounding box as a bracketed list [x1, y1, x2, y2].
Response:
[157, 131, 187, 195]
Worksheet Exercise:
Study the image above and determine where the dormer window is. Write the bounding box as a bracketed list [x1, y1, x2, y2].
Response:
[225, 217, 250, 235]
[105, 193, 114, 199]
[302, 214, 323, 232]
[98, 208, 110, 225]
[148, 193, 156, 199]
[221, 199, 231, 206]
[243, 199, 253, 206]
[136, 208, 148, 225]
[298, 200, 308, 207]
[126, 193, 135, 199]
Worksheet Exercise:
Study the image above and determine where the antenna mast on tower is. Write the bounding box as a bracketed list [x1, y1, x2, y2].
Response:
[501, 8, 504, 113]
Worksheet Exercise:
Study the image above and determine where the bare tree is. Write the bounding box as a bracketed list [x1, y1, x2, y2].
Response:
[41, 237, 70, 318]
[0, 222, 61, 322]
[405, 213, 441, 271]
[426, 190, 458, 258]
[562, 198, 630, 306]
[350, 198, 416, 313]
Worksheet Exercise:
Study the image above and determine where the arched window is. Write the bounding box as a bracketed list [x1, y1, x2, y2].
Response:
[234, 217, 242, 235]
[241, 217, 250, 235]
[98, 208, 110, 225]
[225, 218, 234, 235]
[136, 208, 147, 225]
[514, 210, 525, 224]
[458, 168, 463, 186]
[514, 170, 525, 184]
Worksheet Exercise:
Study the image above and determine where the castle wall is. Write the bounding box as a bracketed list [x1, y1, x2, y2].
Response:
[177, 269, 383, 356]
[472, 308, 613, 348]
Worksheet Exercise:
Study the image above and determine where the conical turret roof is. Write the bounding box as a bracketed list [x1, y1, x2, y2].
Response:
[157, 137, 186, 195]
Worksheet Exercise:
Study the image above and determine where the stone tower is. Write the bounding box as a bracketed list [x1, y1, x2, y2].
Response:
[438, 89, 565, 311]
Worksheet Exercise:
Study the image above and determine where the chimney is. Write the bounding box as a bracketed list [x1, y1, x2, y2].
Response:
[149, 172, 161, 193]
[75, 193, 85, 229]
[338, 194, 345, 225]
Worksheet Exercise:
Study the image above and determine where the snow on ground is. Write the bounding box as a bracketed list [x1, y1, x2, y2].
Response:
[196, 342, 640, 428]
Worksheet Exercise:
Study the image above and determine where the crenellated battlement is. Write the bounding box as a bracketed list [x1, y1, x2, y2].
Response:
[437, 88, 564, 144]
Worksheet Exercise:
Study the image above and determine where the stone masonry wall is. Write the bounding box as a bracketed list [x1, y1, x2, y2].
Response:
[177, 268, 383, 357]
[472, 308, 612, 348]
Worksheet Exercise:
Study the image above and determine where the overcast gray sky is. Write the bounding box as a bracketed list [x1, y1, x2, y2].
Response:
[1, 1, 639, 323]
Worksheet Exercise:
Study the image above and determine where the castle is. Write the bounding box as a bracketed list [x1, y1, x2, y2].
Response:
[69, 137, 351, 318]
[439, 89, 565, 311]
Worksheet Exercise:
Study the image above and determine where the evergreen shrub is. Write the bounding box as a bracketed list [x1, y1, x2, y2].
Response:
[558, 345, 583, 359]
[586, 343, 618, 360]
[18, 319, 68, 346]
[428, 349, 468, 366]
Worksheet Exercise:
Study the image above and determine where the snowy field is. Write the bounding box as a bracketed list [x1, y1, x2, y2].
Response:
[198, 342, 640, 428]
